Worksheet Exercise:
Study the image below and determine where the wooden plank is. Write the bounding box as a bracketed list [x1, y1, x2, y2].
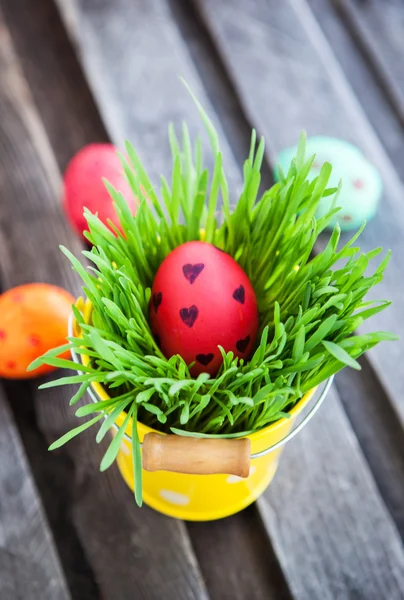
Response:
[0, 0, 108, 169]
[195, 0, 404, 429]
[0, 12, 208, 600]
[335, 357, 404, 537]
[306, 0, 404, 182]
[51, 0, 404, 597]
[259, 387, 404, 600]
[0, 385, 70, 600]
[188, 507, 292, 600]
[54, 0, 240, 187]
[335, 0, 404, 125]
[301, 0, 404, 538]
[2, 378, 102, 600]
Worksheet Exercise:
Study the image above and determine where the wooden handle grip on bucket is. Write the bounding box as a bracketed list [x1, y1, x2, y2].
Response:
[143, 433, 251, 478]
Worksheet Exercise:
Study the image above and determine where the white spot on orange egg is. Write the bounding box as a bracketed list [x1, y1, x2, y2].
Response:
[29, 335, 41, 347]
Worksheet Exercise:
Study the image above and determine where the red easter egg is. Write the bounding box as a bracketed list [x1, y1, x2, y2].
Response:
[150, 241, 259, 376]
[63, 143, 137, 239]
[0, 283, 74, 379]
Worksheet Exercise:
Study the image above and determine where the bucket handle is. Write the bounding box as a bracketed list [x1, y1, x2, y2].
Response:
[143, 433, 251, 477]
[142, 377, 333, 477]
[250, 375, 333, 459]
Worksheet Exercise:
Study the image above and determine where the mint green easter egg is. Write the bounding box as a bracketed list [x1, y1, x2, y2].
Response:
[275, 136, 383, 231]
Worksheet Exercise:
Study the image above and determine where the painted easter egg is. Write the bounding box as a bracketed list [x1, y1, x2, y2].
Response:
[0, 283, 74, 379]
[150, 241, 259, 376]
[63, 143, 137, 239]
[275, 136, 382, 231]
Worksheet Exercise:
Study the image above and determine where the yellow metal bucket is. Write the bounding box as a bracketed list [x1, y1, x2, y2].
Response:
[71, 303, 331, 521]
[97, 382, 317, 520]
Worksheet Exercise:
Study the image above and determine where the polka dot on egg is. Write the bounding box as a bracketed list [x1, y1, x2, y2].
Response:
[29, 335, 41, 347]
[159, 490, 190, 506]
[353, 179, 365, 189]
[6, 360, 16, 370]
[12, 293, 24, 303]
[0, 330, 6, 340]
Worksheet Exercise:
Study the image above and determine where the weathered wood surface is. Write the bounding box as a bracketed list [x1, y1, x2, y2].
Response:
[0, 14, 208, 600]
[195, 0, 404, 430]
[0, 0, 109, 169]
[335, 0, 404, 125]
[0, 385, 70, 600]
[306, 0, 404, 181]
[188, 507, 292, 600]
[54, 0, 240, 188]
[260, 387, 404, 600]
[51, 0, 404, 597]
[335, 356, 404, 537]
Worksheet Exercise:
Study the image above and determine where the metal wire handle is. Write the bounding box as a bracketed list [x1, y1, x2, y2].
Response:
[250, 375, 333, 458]
[69, 314, 333, 457]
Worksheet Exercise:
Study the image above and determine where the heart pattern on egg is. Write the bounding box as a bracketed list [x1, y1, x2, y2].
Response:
[236, 335, 250, 353]
[232, 285, 245, 304]
[179, 305, 199, 328]
[152, 292, 162, 313]
[183, 263, 205, 284]
[196, 353, 214, 366]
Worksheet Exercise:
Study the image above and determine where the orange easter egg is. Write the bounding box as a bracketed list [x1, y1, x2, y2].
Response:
[0, 283, 74, 379]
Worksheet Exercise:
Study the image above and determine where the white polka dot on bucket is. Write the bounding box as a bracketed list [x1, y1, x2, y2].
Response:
[159, 489, 190, 506]
[227, 466, 256, 483]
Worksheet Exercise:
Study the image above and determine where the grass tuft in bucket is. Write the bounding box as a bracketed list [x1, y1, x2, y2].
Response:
[30, 85, 397, 517]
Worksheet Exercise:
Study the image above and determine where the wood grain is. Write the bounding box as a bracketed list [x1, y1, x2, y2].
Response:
[0, 0, 108, 169]
[259, 387, 404, 600]
[195, 0, 404, 430]
[143, 433, 251, 477]
[51, 0, 404, 597]
[188, 506, 293, 600]
[54, 0, 240, 189]
[335, 0, 404, 125]
[334, 361, 404, 538]
[0, 385, 70, 600]
[0, 14, 208, 600]
[2, 379, 101, 600]
[306, 0, 404, 181]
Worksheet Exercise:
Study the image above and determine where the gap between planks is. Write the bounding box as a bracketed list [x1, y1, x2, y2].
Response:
[306, 0, 404, 182]
[334, 0, 404, 127]
[0, 383, 70, 600]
